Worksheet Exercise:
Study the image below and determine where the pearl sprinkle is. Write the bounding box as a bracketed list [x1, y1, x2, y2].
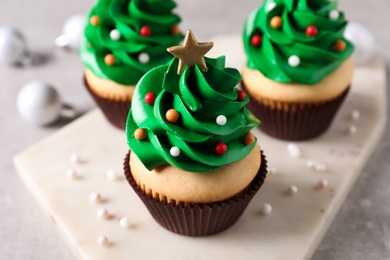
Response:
[97, 236, 109, 246]
[70, 154, 82, 165]
[317, 179, 329, 189]
[89, 192, 102, 203]
[288, 55, 300, 67]
[307, 161, 327, 172]
[351, 110, 360, 120]
[106, 169, 120, 181]
[306, 160, 316, 170]
[268, 167, 277, 175]
[329, 10, 340, 20]
[287, 185, 298, 195]
[97, 209, 110, 219]
[138, 52, 150, 64]
[66, 169, 78, 179]
[348, 125, 357, 135]
[119, 217, 131, 229]
[216, 115, 227, 126]
[315, 163, 327, 172]
[287, 143, 301, 158]
[261, 203, 273, 215]
[110, 29, 121, 41]
[170, 147, 180, 157]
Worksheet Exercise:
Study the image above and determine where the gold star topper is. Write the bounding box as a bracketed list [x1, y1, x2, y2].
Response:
[167, 30, 214, 75]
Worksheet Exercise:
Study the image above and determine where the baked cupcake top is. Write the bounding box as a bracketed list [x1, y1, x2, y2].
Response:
[80, 0, 184, 86]
[126, 31, 260, 172]
[243, 0, 354, 85]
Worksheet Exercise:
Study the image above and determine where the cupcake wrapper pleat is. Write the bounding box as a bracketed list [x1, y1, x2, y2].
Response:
[84, 75, 131, 130]
[123, 151, 267, 237]
[242, 83, 350, 141]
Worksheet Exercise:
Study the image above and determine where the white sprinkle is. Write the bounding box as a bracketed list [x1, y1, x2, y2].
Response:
[288, 185, 298, 195]
[66, 169, 78, 179]
[288, 55, 300, 67]
[268, 167, 277, 175]
[97, 236, 109, 246]
[216, 115, 227, 126]
[348, 125, 357, 135]
[351, 110, 360, 120]
[329, 10, 340, 20]
[97, 209, 110, 219]
[266, 2, 276, 11]
[70, 154, 82, 164]
[90, 192, 102, 203]
[138, 52, 150, 64]
[315, 163, 327, 172]
[106, 169, 119, 181]
[119, 217, 130, 229]
[287, 143, 301, 158]
[110, 29, 121, 41]
[290, 149, 301, 158]
[170, 147, 180, 157]
[317, 179, 329, 189]
[261, 203, 273, 215]
[306, 160, 317, 170]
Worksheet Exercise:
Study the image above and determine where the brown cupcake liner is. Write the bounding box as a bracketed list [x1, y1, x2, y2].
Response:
[123, 151, 267, 237]
[84, 75, 131, 130]
[242, 82, 350, 141]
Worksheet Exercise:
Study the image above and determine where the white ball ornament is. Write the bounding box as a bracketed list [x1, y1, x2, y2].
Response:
[344, 22, 376, 65]
[0, 26, 26, 65]
[17, 81, 62, 125]
[55, 14, 85, 51]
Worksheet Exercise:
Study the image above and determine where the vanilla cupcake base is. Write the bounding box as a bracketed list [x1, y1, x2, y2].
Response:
[241, 59, 353, 140]
[123, 150, 267, 236]
[242, 82, 350, 140]
[130, 145, 261, 204]
[84, 71, 134, 130]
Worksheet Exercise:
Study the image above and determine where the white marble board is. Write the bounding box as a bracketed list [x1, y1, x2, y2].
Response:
[13, 35, 387, 260]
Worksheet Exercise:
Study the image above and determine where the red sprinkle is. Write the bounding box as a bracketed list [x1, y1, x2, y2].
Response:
[140, 26, 151, 37]
[306, 25, 318, 37]
[237, 90, 247, 101]
[144, 92, 156, 105]
[215, 142, 227, 155]
[251, 35, 262, 46]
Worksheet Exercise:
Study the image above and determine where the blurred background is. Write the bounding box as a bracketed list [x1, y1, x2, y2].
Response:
[0, 0, 389, 259]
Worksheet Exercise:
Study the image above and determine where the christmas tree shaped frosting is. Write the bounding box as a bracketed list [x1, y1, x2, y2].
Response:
[126, 31, 260, 172]
[243, 0, 354, 85]
[80, 0, 184, 85]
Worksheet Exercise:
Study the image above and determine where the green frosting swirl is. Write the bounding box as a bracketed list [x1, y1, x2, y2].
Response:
[80, 0, 184, 85]
[126, 56, 260, 172]
[243, 0, 354, 85]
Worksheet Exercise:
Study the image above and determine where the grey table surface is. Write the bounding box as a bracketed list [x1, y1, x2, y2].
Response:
[0, 0, 389, 259]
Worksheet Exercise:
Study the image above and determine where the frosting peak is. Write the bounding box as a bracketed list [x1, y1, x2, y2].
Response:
[80, 0, 184, 85]
[126, 56, 260, 172]
[243, 0, 354, 85]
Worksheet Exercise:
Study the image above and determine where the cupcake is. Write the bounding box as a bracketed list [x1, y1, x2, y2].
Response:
[242, 0, 354, 140]
[80, 0, 183, 129]
[124, 31, 267, 236]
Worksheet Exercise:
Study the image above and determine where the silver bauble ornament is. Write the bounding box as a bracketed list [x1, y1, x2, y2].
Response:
[345, 22, 376, 65]
[0, 26, 26, 65]
[55, 14, 85, 51]
[17, 81, 62, 125]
